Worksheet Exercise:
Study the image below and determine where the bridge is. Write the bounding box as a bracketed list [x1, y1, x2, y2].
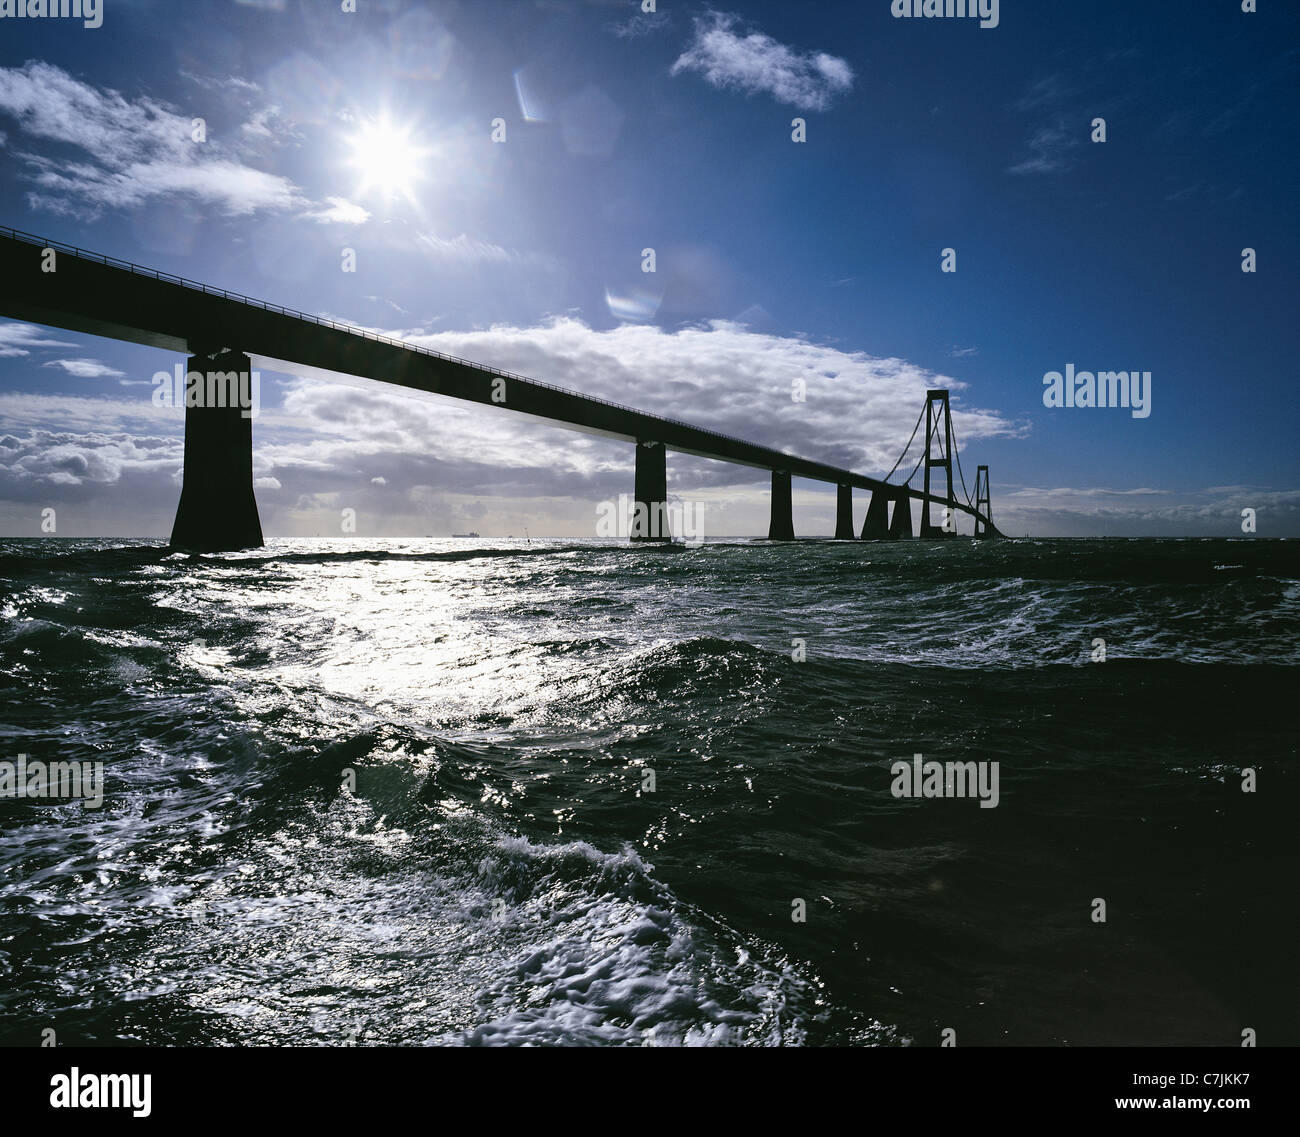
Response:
[0, 225, 1002, 549]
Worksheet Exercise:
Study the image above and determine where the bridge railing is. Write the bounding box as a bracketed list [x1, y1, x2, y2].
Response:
[0, 223, 995, 522]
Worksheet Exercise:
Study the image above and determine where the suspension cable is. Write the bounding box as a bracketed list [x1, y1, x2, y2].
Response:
[885, 402, 980, 520]
[900, 412, 940, 486]
[882, 403, 926, 482]
[950, 414, 975, 510]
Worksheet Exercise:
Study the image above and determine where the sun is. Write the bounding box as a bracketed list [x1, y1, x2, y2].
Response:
[345, 114, 429, 204]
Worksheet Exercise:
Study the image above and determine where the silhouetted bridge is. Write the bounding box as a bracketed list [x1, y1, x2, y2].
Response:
[0, 225, 1001, 549]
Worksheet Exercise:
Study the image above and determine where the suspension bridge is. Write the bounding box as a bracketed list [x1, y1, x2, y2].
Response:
[0, 225, 1002, 549]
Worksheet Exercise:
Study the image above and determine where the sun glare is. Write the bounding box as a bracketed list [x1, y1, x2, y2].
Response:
[346, 114, 428, 204]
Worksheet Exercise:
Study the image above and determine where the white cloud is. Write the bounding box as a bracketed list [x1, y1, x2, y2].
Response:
[991, 486, 1176, 536]
[989, 486, 1300, 538]
[671, 12, 854, 111]
[416, 232, 515, 264]
[42, 358, 127, 379]
[0, 391, 183, 433]
[299, 196, 371, 225]
[0, 321, 75, 358]
[0, 62, 308, 218]
[364, 296, 412, 317]
[1005, 486, 1170, 500]
[0, 429, 179, 488]
[179, 70, 262, 95]
[1007, 121, 1078, 176]
[611, 10, 673, 40]
[1007, 75, 1082, 176]
[240, 107, 279, 140]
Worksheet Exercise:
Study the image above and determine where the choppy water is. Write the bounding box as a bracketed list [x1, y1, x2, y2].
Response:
[0, 537, 1295, 1046]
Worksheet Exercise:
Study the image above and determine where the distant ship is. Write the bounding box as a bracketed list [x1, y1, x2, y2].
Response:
[451, 531, 481, 538]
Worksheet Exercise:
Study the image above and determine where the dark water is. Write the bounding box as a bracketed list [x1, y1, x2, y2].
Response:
[0, 537, 1295, 1046]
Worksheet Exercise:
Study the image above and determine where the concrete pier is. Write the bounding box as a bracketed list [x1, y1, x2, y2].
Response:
[861, 488, 891, 539]
[632, 440, 669, 541]
[768, 470, 795, 541]
[169, 350, 263, 552]
[888, 493, 914, 539]
[834, 483, 855, 539]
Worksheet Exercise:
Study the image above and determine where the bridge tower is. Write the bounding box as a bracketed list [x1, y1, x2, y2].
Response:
[920, 389, 956, 538]
[169, 349, 263, 552]
[974, 464, 993, 540]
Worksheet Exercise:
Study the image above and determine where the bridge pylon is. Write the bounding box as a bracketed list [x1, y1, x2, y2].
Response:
[834, 484, 855, 539]
[768, 470, 795, 540]
[974, 464, 994, 540]
[888, 488, 914, 538]
[861, 487, 890, 539]
[169, 350, 263, 552]
[920, 389, 956, 538]
[632, 440, 670, 541]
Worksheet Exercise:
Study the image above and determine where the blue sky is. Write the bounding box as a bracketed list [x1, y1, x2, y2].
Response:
[0, 0, 1296, 538]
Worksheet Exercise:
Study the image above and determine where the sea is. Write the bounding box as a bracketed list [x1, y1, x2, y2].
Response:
[0, 536, 1295, 1047]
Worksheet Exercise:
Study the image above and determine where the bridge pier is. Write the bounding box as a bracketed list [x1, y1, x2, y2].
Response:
[834, 484, 855, 540]
[169, 350, 263, 552]
[768, 470, 795, 541]
[888, 492, 914, 539]
[632, 440, 670, 541]
[860, 488, 890, 539]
